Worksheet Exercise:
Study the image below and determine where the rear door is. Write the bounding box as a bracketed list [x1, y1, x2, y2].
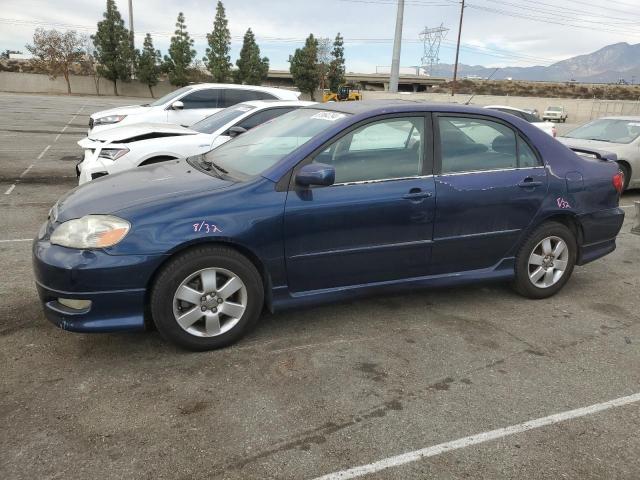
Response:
[284, 114, 436, 293]
[431, 114, 548, 274]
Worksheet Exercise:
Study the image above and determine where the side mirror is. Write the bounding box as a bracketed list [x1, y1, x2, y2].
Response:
[295, 163, 335, 187]
[228, 126, 247, 138]
[171, 100, 184, 110]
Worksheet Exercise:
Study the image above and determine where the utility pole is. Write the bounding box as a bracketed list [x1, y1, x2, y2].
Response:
[389, 0, 405, 93]
[451, 0, 465, 97]
[128, 0, 135, 77]
[128, 0, 134, 51]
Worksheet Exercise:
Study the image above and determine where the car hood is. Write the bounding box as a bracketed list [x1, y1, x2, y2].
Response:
[90, 104, 152, 119]
[54, 159, 233, 221]
[558, 137, 625, 152]
[87, 123, 197, 142]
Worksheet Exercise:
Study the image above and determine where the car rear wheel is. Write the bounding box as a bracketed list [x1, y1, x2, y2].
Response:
[513, 222, 576, 299]
[150, 246, 264, 350]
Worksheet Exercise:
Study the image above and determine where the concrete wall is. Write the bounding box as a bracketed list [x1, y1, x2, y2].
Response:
[0, 71, 174, 98]
[363, 90, 640, 123]
[3, 71, 640, 123]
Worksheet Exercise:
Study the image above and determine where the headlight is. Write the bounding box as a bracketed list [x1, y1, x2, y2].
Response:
[93, 115, 127, 126]
[98, 147, 129, 160]
[50, 215, 130, 249]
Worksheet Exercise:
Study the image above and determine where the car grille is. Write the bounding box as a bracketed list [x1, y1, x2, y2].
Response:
[89, 118, 94, 129]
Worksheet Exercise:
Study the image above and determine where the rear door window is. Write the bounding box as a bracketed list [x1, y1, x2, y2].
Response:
[221, 89, 276, 107]
[438, 116, 518, 173]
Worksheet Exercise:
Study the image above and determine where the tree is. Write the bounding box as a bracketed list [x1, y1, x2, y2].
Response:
[163, 12, 196, 87]
[327, 33, 345, 93]
[234, 28, 269, 85]
[204, 1, 232, 82]
[136, 34, 161, 97]
[289, 34, 320, 100]
[92, 0, 134, 95]
[25, 29, 85, 94]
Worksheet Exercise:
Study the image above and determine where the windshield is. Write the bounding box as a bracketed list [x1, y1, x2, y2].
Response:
[191, 104, 255, 134]
[563, 119, 640, 144]
[148, 86, 192, 107]
[547, 106, 562, 112]
[201, 108, 349, 178]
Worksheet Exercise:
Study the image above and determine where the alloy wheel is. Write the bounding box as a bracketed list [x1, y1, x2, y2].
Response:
[527, 235, 569, 288]
[172, 267, 247, 337]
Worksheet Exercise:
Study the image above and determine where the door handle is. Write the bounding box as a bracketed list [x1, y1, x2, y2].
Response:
[517, 178, 543, 188]
[402, 190, 433, 200]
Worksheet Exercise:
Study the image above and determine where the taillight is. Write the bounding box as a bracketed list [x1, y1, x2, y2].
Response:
[613, 171, 624, 194]
[552, 126, 557, 138]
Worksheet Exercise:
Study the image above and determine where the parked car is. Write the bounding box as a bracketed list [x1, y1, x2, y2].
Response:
[484, 105, 556, 137]
[87, 84, 301, 134]
[558, 116, 640, 190]
[34, 102, 625, 350]
[77, 100, 315, 184]
[543, 106, 568, 123]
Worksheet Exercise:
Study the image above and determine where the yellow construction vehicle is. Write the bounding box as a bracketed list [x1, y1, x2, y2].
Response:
[322, 85, 362, 102]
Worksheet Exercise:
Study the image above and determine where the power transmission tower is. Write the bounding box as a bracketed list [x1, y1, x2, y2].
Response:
[419, 24, 448, 76]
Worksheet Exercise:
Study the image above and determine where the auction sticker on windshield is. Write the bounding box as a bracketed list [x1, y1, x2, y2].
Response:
[311, 112, 347, 121]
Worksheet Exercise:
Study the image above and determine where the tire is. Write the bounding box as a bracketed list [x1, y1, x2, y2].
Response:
[512, 222, 577, 299]
[150, 246, 264, 350]
[617, 162, 631, 191]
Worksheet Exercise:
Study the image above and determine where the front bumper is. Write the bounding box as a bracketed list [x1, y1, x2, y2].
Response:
[33, 238, 166, 333]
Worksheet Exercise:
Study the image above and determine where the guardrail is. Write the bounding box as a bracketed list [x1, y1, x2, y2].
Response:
[632, 201, 640, 236]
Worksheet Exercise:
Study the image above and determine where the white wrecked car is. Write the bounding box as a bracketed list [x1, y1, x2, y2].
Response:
[77, 100, 315, 185]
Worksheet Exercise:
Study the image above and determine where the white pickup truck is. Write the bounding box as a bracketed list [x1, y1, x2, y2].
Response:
[543, 106, 568, 123]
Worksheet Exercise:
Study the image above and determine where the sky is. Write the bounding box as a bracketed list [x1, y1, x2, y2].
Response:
[1, 0, 639, 74]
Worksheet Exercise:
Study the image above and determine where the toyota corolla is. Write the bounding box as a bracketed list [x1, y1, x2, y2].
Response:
[33, 102, 625, 350]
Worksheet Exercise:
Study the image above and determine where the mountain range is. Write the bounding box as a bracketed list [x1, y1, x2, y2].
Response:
[431, 42, 640, 83]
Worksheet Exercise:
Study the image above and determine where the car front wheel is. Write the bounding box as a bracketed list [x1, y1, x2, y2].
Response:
[150, 246, 264, 350]
[513, 222, 577, 299]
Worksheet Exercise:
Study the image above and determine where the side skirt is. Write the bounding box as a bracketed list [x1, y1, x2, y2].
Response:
[271, 258, 515, 312]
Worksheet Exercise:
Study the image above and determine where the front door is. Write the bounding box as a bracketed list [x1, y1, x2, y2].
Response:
[431, 114, 548, 274]
[284, 115, 436, 293]
[166, 88, 220, 126]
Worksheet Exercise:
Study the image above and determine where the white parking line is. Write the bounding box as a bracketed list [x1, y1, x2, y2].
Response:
[53, 104, 86, 143]
[312, 392, 640, 480]
[36, 144, 50, 160]
[4, 184, 16, 195]
[0, 238, 32, 243]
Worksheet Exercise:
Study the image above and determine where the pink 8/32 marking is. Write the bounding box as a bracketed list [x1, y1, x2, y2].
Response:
[193, 221, 222, 233]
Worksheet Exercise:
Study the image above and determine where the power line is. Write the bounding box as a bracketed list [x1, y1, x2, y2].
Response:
[464, 4, 640, 38]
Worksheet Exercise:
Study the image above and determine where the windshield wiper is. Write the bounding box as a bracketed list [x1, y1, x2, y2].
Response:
[587, 138, 611, 142]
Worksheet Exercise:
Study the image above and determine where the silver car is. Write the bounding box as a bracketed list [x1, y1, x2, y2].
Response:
[559, 116, 640, 190]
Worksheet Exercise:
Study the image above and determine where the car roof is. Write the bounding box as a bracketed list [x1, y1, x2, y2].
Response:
[187, 83, 300, 97]
[238, 100, 316, 109]
[484, 105, 530, 113]
[307, 99, 512, 118]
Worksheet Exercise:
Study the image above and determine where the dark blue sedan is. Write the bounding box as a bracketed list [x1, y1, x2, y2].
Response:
[33, 101, 626, 350]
